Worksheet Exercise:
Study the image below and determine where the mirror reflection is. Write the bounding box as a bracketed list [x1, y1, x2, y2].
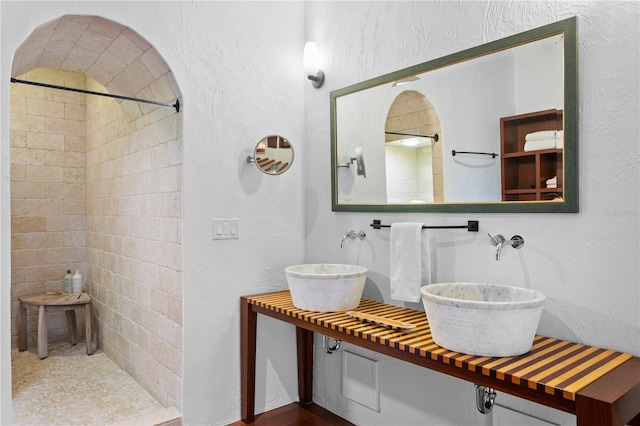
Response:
[384, 90, 443, 204]
[250, 135, 294, 175]
[331, 18, 577, 213]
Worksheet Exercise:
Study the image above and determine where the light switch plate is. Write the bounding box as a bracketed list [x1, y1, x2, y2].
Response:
[212, 218, 239, 240]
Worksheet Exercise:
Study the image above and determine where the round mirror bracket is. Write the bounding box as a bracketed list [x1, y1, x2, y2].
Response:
[337, 157, 357, 168]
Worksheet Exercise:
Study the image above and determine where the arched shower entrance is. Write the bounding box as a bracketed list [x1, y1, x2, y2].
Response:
[384, 90, 444, 203]
[9, 15, 183, 410]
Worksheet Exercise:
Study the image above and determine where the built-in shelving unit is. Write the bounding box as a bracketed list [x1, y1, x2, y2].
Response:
[501, 109, 563, 202]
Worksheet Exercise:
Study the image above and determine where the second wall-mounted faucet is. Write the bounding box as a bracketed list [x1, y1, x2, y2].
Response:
[341, 230, 366, 248]
[488, 234, 524, 260]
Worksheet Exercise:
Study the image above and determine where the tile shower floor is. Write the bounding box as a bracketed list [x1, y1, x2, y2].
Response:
[12, 341, 180, 426]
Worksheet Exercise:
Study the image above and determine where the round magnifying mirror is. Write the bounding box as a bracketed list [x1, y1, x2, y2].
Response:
[247, 135, 294, 175]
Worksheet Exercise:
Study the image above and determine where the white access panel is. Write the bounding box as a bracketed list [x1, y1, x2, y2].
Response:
[342, 351, 380, 412]
[493, 405, 561, 426]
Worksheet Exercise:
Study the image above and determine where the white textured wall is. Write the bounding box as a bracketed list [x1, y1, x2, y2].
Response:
[1, 2, 305, 425]
[305, 1, 639, 425]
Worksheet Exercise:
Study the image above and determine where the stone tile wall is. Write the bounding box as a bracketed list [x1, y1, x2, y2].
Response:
[10, 68, 87, 346]
[85, 77, 182, 410]
[10, 66, 183, 410]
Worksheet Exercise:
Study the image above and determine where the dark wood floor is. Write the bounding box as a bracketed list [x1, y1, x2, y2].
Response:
[228, 402, 354, 426]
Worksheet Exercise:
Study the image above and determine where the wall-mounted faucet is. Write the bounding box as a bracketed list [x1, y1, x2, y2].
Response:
[341, 230, 366, 248]
[488, 233, 524, 260]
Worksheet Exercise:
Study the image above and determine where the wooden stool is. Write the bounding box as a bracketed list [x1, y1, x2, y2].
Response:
[17, 292, 94, 359]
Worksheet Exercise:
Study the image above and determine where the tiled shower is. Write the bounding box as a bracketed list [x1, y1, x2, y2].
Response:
[9, 15, 183, 411]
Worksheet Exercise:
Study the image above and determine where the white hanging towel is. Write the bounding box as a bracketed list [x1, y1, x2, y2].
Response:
[390, 222, 431, 302]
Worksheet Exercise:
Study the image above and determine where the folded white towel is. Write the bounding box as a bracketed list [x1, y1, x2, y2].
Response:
[525, 130, 557, 141]
[390, 222, 430, 303]
[524, 139, 556, 151]
[555, 130, 564, 149]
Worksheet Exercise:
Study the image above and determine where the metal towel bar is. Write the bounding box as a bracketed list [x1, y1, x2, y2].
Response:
[370, 220, 479, 232]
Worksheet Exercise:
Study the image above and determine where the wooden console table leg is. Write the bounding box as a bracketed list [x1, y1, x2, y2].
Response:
[296, 327, 314, 404]
[240, 298, 257, 423]
[575, 358, 640, 426]
[17, 302, 27, 351]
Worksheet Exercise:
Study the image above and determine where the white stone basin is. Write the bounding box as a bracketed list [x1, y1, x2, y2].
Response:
[285, 264, 367, 312]
[420, 283, 546, 357]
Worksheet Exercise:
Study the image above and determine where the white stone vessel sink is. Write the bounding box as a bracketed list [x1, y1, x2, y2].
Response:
[285, 264, 367, 312]
[420, 283, 546, 357]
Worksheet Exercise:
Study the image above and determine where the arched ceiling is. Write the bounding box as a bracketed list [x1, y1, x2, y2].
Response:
[12, 15, 180, 106]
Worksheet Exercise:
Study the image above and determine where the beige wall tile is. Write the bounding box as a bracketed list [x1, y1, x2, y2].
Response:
[26, 98, 65, 118]
[46, 247, 85, 264]
[113, 58, 156, 96]
[11, 113, 45, 133]
[11, 217, 46, 233]
[45, 150, 66, 167]
[21, 148, 47, 166]
[95, 50, 128, 83]
[63, 151, 85, 168]
[86, 63, 114, 88]
[64, 167, 85, 183]
[46, 182, 84, 199]
[12, 282, 47, 299]
[109, 34, 143, 66]
[10, 82, 45, 99]
[11, 199, 63, 217]
[45, 117, 83, 136]
[65, 135, 86, 152]
[10, 95, 27, 114]
[46, 215, 85, 232]
[140, 51, 170, 80]
[122, 28, 151, 51]
[65, 103, 86, 120]
[44, 87, 85, 104]
[88, 16, 124, 40]
[12, 249, 47, 267]
[10, 130, 27, 148]
[10, 165, 26, 182]
[27, 232, 65, 249]
[26, 165, 64, 183]
[63, 200, 86, 216]
[28, 132, 64, 151]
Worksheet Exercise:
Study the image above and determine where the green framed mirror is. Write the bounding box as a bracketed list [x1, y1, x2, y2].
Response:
[331, 17, 577, 213]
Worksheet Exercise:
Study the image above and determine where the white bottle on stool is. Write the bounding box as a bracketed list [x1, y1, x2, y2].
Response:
[72, 269, 83, 294]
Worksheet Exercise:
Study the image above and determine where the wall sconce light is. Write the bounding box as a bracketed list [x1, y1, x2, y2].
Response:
[303, 41, 324, 88]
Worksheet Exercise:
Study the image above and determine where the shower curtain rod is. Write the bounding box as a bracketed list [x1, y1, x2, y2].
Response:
[385, 131, 439, 142]
[10, 78, 180, 113]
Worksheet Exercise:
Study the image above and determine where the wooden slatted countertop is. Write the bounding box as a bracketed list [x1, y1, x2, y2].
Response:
[245, 291, 633, 404]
